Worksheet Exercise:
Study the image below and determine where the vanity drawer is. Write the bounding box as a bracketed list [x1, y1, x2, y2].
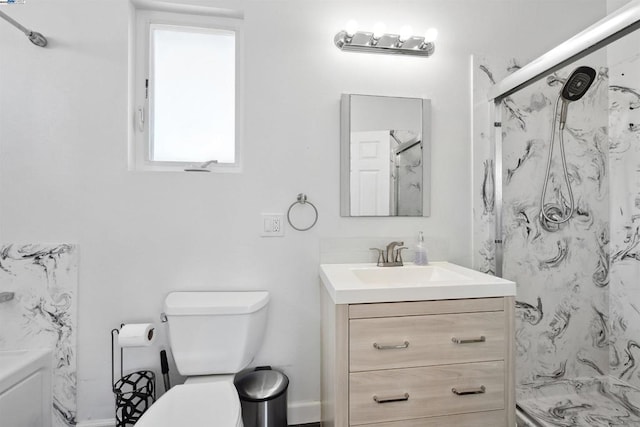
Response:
[349, 361, 504, 426]
[350, 311, 505, 371]
[355, 410, 505, 427]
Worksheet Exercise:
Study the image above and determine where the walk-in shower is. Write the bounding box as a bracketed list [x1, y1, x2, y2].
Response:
[390, 130, 423, 216]
[474, 1, 640, 425]
[0, 9, 47, 47]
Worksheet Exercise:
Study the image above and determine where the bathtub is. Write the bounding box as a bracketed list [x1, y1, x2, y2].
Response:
[0, 348, 52, 427]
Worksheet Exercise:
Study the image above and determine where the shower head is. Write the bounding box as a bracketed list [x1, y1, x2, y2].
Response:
[540, 66, 597, 230]
[28, 31, 47, 47]
[0, 10, 47, 48]
[560, 66, 596, 102]
[559, 66, 596, 129]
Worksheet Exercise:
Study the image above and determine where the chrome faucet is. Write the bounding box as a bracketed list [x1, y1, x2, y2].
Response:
[386, 241, 403, 264]
[370, 241, 407, 267]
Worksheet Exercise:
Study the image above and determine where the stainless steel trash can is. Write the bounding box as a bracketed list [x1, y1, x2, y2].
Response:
[234, 366, 289, 427]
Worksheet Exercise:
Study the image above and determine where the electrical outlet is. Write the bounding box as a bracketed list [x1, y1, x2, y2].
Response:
[261, 214, 285, 237]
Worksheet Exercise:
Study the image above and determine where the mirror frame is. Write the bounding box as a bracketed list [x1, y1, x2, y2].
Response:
[340, 94, 431, 217]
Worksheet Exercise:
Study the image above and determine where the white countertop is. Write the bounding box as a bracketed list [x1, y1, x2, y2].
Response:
[320, 261, 516, 304]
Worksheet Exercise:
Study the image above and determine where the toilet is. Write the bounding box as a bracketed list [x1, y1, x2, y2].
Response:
[136, 291, 270, 427]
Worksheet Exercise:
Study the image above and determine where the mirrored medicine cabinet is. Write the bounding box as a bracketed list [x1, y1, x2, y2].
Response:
[340, 94, 431, 217]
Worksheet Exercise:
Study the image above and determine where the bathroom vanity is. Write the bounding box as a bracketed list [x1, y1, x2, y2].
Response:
[320, 262, 516, 427]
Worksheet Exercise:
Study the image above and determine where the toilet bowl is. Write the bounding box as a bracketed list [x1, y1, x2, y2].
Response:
[135, 291, 269, 427]
[135, 381, 242, 427]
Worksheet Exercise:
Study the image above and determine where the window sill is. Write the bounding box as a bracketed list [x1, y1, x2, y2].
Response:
[130, 162, 242, 173]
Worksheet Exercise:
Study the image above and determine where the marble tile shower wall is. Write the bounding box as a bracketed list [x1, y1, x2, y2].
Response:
[473, 52, 614, 385]
[472, 55, 503, 276]
[607, 33, 640, 388]
[475, 36, 640, 394]
[0, 244, 78, 427]
[396, 141, 423, 216]
[502, 52, 610, 384]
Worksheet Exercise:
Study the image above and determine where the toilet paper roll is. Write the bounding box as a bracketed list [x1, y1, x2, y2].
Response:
[118, 323, 156, 347]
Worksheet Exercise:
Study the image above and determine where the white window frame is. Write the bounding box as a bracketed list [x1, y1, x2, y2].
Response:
[131, 8, 243, 172]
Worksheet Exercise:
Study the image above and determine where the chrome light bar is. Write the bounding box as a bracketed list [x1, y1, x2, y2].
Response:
[334, 30, 436, 57]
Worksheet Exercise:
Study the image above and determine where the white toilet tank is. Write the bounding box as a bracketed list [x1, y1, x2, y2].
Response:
[164, 291, 269, 376]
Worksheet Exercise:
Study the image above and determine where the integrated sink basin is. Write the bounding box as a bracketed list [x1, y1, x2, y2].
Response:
[351, 264, 472, 285]
[320, 261, 515, 304]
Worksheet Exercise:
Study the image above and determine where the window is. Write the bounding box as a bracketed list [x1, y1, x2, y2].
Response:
[132, 9, 242, 172]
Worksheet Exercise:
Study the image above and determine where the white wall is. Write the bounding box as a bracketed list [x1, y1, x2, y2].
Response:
[0, 0, 605, 423]
[608, 0, 634, 12]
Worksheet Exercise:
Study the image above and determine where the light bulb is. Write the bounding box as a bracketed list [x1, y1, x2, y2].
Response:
[373, 22, 386, 39]
[424, 28, 438, 43]
[345, 20, 358, 37]
[399, 25, 413, 41]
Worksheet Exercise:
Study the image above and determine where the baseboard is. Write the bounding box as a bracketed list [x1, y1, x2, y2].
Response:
[76, 400, 321, 427]
[76, 420, 115, 427]
[288, 400, 321, 425]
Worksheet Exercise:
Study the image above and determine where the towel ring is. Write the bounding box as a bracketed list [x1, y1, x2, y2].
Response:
[287, 193, 318, 231]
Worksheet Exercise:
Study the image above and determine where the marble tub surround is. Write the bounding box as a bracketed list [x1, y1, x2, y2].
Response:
[0, 244, 78, 427]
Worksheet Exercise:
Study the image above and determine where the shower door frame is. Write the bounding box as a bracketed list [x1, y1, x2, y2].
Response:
[488, 0, 640, 277]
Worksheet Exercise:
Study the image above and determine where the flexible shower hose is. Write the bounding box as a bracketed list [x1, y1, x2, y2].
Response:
[539, 95, 575, 231]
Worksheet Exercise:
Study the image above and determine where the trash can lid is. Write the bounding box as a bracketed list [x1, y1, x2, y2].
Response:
[234, 367, 289, 402]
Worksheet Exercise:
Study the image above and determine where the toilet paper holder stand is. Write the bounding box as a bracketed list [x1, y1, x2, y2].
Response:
[111, 326, 156, 427]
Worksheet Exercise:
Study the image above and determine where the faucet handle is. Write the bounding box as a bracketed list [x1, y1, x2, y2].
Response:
[369, 248, 385, 266]
[395, 247, 408, 264]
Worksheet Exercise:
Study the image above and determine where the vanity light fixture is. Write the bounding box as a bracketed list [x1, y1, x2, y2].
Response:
[334, 20, 437, 57]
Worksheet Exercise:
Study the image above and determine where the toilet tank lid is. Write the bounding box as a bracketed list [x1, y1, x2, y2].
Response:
[164, 291, 269, 315]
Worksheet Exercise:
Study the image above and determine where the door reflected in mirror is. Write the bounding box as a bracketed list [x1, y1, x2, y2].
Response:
[340, 94, 431, 217]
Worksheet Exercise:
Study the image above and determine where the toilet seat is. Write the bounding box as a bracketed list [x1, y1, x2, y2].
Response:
[135, 382, 242, 426]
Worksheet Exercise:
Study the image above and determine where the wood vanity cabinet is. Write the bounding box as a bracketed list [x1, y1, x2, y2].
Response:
[320, 289, 515, 427]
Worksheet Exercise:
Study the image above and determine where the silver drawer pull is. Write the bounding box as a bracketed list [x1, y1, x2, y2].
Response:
[452, 385, 486, 395]
[373, 393, 410, 403]
[373, 341, 409, 350]
[451, 336, 486, 344]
